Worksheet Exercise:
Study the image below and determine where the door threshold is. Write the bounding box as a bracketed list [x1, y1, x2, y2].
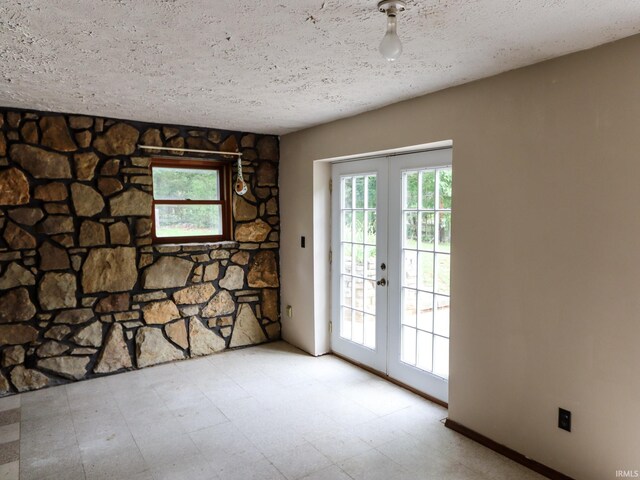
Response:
[331, 351, 448, 409]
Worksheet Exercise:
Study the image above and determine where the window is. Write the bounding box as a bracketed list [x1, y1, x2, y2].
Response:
[151, 158, 232, 243]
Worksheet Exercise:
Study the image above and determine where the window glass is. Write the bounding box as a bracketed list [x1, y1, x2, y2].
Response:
[152, 167, 219, 201]
[154, 204, 222, 238]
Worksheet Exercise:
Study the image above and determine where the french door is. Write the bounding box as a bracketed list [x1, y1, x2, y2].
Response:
[331, 158, 388, 372]
[331, 149, 452, 403]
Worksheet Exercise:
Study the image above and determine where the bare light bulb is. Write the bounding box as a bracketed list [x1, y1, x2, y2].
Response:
[379, 14, 402, 61]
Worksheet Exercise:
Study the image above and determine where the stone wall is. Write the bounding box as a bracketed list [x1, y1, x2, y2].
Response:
[0, 108, 280, 395]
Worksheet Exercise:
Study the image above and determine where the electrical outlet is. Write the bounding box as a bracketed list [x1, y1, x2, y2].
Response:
[558, 408, 571, 432]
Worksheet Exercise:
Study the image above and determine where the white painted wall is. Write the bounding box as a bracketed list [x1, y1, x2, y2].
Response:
[312, 161, 332, 355]
[279, 34, 640, 479]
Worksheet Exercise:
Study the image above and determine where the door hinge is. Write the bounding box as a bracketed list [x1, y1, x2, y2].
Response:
[329, 321, 333, 333]
[329, 249, 332, 265]
[329, 178, 333, 193]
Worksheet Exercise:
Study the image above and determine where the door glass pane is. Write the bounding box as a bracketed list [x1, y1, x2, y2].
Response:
[341, 308, 352, 339]
[365, 211, 376, 245]
[404, 172, 419, 209]
[367, 176, 377, 208]
[341, 275, 352, 308]
[438, 169, 452, 209]
[437, 212, 451, 252]
[364, 280, 376, 314]
[402, 288, 416, 327]
[420, 170, 435, 209]
[418, 251, 434, 292]
[416, 331, 433, 372]
[434, 295, 450, 337]
[342, 211, 353, 242]
[400, 167, 452, 378]
[403, 211, 418, 248]
[435, 254, 450, 295]
[342, 177, 353, 208]
[433, 336, 449, 379]
[353, 244, 364, 276]
[339, 174, 377, 350]
[417, 291, 433, 332]
[364, 246, 377, 279]
[342, 244, 353, 275]
[420, 212, 435, 251]
[401, 325, 416, 365]
[353, 277, 364, 311]
[352, 310, 364, 344]
[355, 177, 365, 208]
[364, 314, 376, 349]
[403, 250, 417, 289]
[354, 211, 365, 243]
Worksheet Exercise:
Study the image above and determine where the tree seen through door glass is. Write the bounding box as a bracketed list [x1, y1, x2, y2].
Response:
[342, 244, 353, 275]
[342, 211, 353, 242]
[367, 176, 377, 208]
[342, 177, 353, 208]
[354, 211, 365, 243]
[421, 170, 436, 209]
[403, 211, 418, 248]
[420, 212, 435, 250]
[438, 170, 452, 209]
[404, 171, 419, 209]
[364, 246, 377, 279]
[365, 211, 376, 245]
[437, 212, 451, 252]
[355, 177, 365, 208]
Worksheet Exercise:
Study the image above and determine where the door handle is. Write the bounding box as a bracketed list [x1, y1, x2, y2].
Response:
[377, 278, 387, 287]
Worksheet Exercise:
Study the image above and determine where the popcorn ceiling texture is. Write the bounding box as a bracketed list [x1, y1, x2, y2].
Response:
[0, 107, 281, 396]
[2, 1, 640, 134]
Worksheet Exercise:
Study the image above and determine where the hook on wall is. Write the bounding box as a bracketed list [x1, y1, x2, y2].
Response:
[235, 156, 248, 195]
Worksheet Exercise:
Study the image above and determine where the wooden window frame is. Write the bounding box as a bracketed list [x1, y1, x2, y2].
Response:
[151, 158, 232, 244]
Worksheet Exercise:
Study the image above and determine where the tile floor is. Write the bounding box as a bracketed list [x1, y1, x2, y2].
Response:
[0, 394, 20, 480]
[16, 341, 544, 480]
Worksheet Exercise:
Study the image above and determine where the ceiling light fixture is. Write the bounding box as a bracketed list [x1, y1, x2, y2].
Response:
[378, 0, 407, 62]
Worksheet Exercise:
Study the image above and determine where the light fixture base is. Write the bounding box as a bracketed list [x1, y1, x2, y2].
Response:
[378, 0, 407, 15]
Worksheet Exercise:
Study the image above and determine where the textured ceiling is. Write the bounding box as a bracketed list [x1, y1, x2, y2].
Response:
[2, 1, 640, 135]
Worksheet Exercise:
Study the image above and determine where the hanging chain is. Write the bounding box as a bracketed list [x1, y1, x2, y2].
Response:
[235, 155, 248, 195]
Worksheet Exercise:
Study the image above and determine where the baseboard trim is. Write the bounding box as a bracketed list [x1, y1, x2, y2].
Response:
[444, 419, 574, 480]
[330, 352, 448, 408]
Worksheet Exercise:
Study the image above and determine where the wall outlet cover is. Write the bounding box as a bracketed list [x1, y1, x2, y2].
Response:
[558, 408, 571, 432]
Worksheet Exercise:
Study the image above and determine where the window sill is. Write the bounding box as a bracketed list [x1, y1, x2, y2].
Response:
[151, 241, 239, 252]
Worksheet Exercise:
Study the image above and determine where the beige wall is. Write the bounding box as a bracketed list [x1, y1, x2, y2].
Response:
[280, 34, 640, 479]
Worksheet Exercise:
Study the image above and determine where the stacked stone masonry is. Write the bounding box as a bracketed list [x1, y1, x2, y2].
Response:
[0, 108, 280, 395]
